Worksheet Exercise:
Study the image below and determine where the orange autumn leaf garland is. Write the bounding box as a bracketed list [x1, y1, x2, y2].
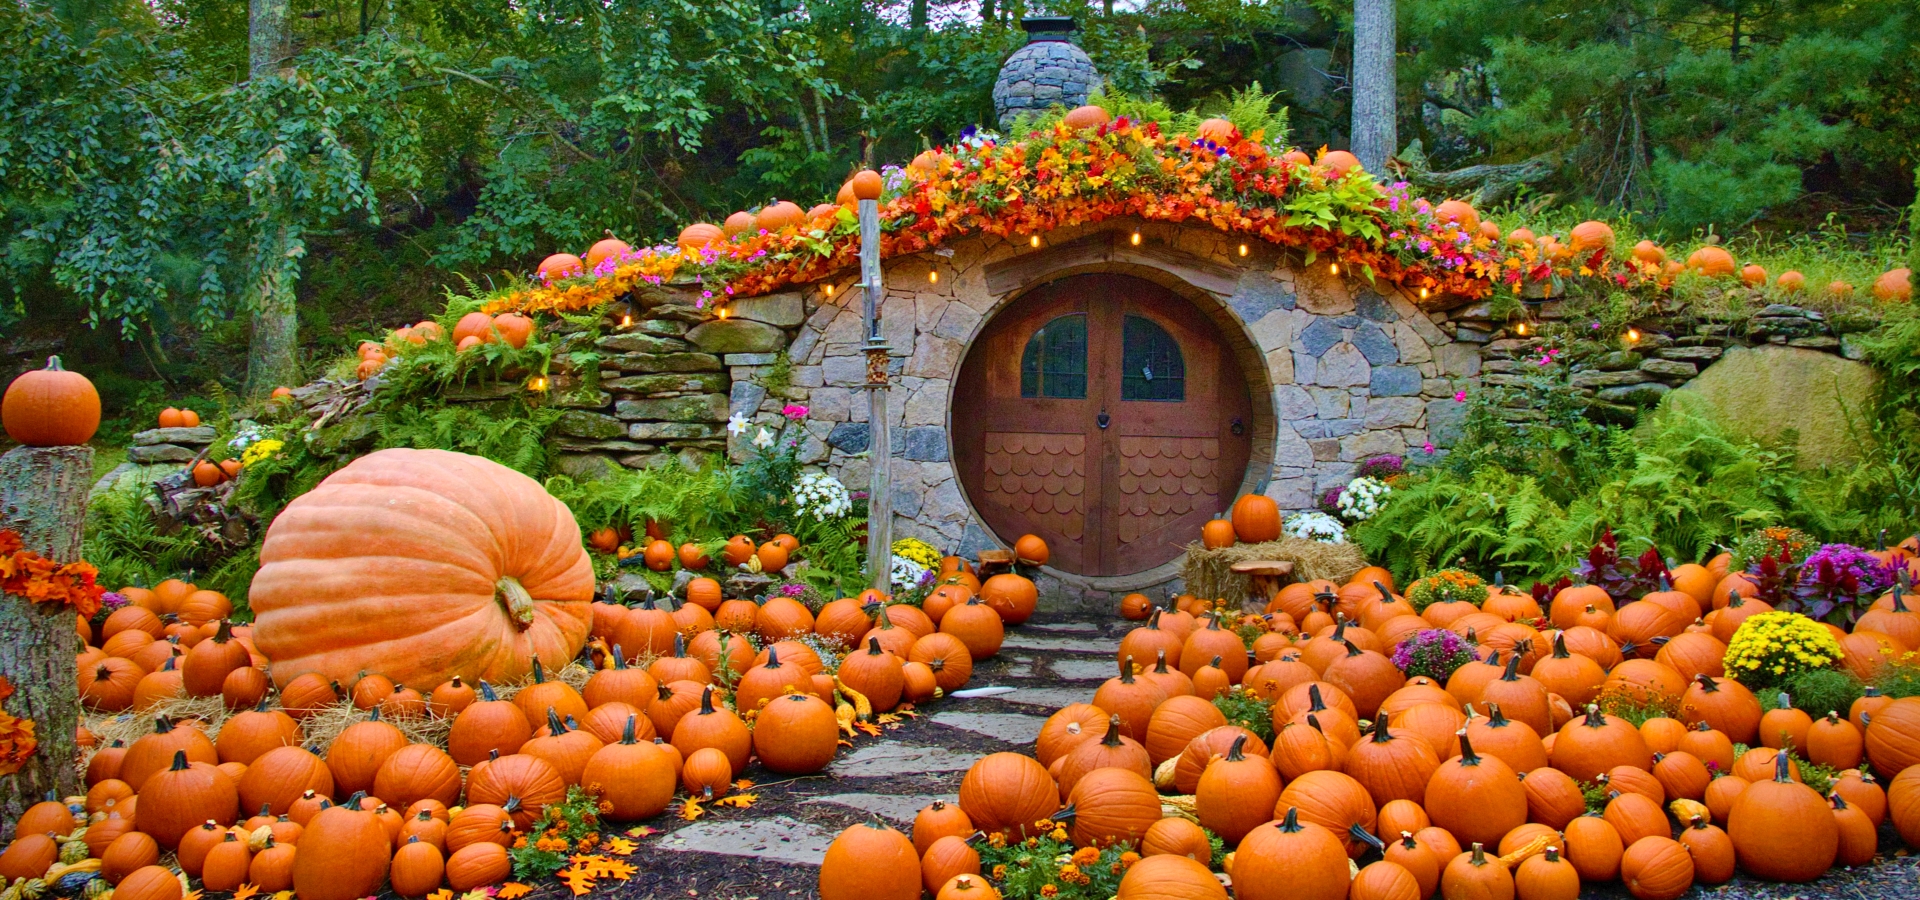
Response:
[0, 676, 34, 776]
[483, 115, 1666, 319]
[0, 528, 107, 617]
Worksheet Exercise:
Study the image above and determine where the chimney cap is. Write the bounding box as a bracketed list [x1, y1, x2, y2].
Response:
[1021, 16, 1077, 42]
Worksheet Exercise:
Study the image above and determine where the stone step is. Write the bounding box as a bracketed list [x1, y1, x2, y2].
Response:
[655, 815, 834, 866]
[928, 711, 1047, 745]
[801, 792, 956, 826]
[1047, 658, 1121, 681]
[982, 685, 1096, 711]
[1024, 621, 1104, 633]
[826, 742, 982, 777]
[998, 632, 1119, 654]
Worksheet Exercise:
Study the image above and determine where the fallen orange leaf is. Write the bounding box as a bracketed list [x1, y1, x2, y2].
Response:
[558, 865, 597, 896]
[601, 837, 638, 856]
[497, 884, 532, 900]
[232, 886, 260, 900]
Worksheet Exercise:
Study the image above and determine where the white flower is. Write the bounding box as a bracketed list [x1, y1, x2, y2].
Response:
[792, 470, 853, 522]
[1283, 511, 1347, 543]
[752, 427, 775, 449]
[1336, 477, 1392, 522]
[889, 554, 930, 591]
[726, 412, 749, 436]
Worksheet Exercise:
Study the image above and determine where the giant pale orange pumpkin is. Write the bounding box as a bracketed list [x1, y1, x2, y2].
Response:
[2, 356, 101, 446]
[251, 448, 595, 690]
[1872, 267, 1913, 302]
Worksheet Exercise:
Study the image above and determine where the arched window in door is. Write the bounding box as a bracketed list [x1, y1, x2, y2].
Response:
[1121, 315, 1185, 401]
[1019, 313, 1088, 399]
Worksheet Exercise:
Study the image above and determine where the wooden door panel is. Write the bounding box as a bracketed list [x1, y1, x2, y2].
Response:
[954, 273, 1252, 577]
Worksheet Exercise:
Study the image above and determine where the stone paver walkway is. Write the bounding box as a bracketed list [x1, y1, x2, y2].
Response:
[620, 612, 1122, 899]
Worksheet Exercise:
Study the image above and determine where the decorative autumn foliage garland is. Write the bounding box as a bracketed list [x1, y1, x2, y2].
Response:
[481, 116, 1662, 317]
[0, 528, 107, 617]
[0, 677, 35, 777]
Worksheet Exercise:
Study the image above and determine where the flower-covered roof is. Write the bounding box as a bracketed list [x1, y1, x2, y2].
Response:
[484, 116, 1661, 317]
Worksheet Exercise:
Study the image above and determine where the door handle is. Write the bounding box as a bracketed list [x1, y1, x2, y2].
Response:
[1231, 417, 1245, 436]
[1097, 408, 1110, 429]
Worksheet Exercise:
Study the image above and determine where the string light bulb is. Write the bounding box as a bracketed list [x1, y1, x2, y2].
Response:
[527, 375, 548, 392]
[619, 313, 632, 327]
[1029, 235, 1041, 248]
[1238, 243, 1249, 257]
[1419, 287, 1430, 299]
[928, 270, 939, 284]
[823, 283, 834, 297]
[1516, 322, 1530, 336]
[717, 307, 730, 320]
[1130, 232, 1142, 246]
[1625, 327, 1641, 342]
[1329, 262, 1340, 276]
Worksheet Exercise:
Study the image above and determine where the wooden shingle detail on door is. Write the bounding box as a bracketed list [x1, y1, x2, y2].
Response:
[982, 432, 1086, 540]
[1114, 437, 1218, 544]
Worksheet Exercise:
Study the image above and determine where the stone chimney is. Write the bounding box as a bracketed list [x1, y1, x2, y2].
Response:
[991, 17, 1102, 130]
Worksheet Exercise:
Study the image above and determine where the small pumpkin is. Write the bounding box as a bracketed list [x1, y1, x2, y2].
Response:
[818, 823, 919, 900]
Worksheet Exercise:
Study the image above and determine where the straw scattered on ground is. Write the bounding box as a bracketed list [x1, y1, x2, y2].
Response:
[1179, 538, 1368, 606]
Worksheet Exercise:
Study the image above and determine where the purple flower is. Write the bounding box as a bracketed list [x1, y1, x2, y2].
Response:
[1422, 441, 1436, 454]
[1454, 390, 1468, 403]
[781, 404, 809, 421]
[780, 583, 807, 597]
[99, 592, 128, 612]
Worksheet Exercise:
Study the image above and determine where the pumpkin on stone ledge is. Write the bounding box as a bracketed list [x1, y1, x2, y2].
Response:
[250, 448, 595, 690]
[2, 355, 101, 446]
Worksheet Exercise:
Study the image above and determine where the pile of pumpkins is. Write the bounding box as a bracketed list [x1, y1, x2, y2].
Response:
[590, 525, 801, 576]
[349, 311, 536, 381]
[817, 549, 1920, 900]
[32, 547, 1043, 900]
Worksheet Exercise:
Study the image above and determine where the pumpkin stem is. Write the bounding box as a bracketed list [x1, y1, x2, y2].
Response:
[699, 685, 717, 715]
[1370, 718, 1394, 743]
[1543, 846, 1562, 863]
[212, 619, 234, 643]
[1398, 831, 1420, 850]
[1486, 703, 1511, 728]
[1349, 824, 1384, 852]
[1307, 683, 1328, 713]
[45, 355, 66, 371]
[1469, 843, 1489, 866]
[1500, 654, 1521, 680]
[1305, 713, 1326, 735]
[673, 633, 688, 658]
[1341, 640, 1362, 659]
[1774, 748, 1794, 783]
[1154, 651, 1172, 675]
[169, 749, 188, 771]
[867, 636, 884, 655]
[1552, 634, 1571, 659]
[1829, 792, 1849, 810]
[1582, 705, 1609, 727]
[1277, 807, 1304, 832]
[1118, 656, 1137, 684]
[1102, 716, 1124, 748]
[1373, 581, 1393, 603]
[154, 716, 175, 733]
[657, 683, 674, 702]
[610, 647, 628, 670]
[496, 576, 537, 630]
[547, 708, 566, 734]
[1457, 730, 1483, 766]
[1225, 734, 1248, 761]
[478, 680, 499, 703]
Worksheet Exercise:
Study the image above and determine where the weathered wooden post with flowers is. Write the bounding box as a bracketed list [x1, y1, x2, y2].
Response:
[0, 357, 100, 836]
[852, 171, 892, 591]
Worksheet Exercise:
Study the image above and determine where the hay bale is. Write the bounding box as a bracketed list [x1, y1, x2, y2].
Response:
[1179, 539, 1368, 606]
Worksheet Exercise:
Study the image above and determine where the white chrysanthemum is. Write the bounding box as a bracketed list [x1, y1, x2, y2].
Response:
[889, 554, 930, 591]
[1283, 511, 1347, 543]
[792, 470, 853, 522]
[1336, 476, 1392, 522]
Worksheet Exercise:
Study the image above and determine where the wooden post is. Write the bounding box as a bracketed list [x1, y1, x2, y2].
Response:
[0, 444, 92, 837]
[858, 196, 893, 592]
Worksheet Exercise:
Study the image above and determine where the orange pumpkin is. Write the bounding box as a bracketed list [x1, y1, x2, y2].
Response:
[2, 356, 101, 446]
[251, 448, 595, 690]
[1062, 105, 1111, 130]
[1231, 494, 1281, 543]
[676, 224, 724, 251]
[536, 254, 583, 281]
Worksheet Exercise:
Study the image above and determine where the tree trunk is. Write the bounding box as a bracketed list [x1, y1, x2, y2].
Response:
[1350, 0, 1397, 175]
[980, 0, 995, 25]
[910, 0, 928, 31]
[244, 0, 299, 399]
[0, 445, 92, 839]
[244, 224, 303, 398]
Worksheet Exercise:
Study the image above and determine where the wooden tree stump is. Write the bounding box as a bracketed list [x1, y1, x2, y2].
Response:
[0, 444, 93, 837]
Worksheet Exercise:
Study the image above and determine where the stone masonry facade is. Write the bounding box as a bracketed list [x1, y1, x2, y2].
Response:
[513, 219, 1867, 604]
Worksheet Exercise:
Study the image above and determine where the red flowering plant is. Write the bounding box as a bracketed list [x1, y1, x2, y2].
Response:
[0, 528, 108, 618]
[481, 113, 1665, 319]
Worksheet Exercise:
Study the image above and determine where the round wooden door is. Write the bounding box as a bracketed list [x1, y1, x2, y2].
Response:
[953, 274, 1254, 576]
